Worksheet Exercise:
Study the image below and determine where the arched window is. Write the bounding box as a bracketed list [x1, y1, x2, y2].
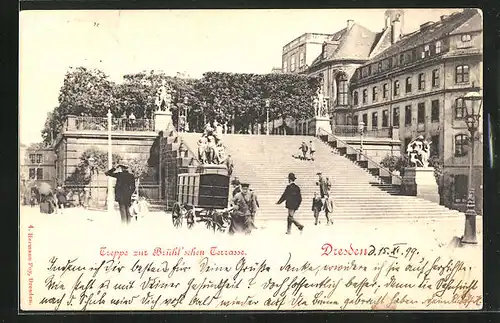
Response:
[353, 91, 359, 105]
[336, 74, 349, 106]
[454, 134, 469, 157]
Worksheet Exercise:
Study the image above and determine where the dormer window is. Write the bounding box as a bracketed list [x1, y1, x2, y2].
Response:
[459, 34, 472, 48]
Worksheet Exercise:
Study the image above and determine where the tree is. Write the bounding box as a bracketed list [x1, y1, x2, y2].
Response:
[66, 148, 122, 185]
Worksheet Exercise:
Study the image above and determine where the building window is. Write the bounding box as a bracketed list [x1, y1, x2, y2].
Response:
[455, 134, 469, 157]
[290, 57, 296, 72]
[399, 54, 404, 65]
[382, 110, 389, 127]
[432, 69, 440, 87]
[455, 98, 465, 119]
[362, 113, 368, 126]
[299, 52, 305, 67]
[372, 112, 378, 130]
[418, 73, 426, 90]
[405, 105, 412, 126]
[424, 45, 430, 57]
[377, 62, 382, 73]
[29, 168, 43, 180]
[431, 135, 439, 157]
[436, 40, 442, 53]
[29, 153, 42, 164]
[405, 77, 412, 93]
[283, 61, 288, 73]
[362, 89, 368, 104]
[383, 83, 388, 99]
[455, 65, 470, 83]
[393, 80, 400, 96]
[454, 174, 468, 203]
[460, 34, 472, 48]
[411, 49, 417, 61]
[353, 91, 359, 105]
[417, 103, 425, 124]
[372, 86, 378, 102]
[337, 74, 349, 106]
[431, 100, 440, 122]
[353, 115, 359, 125]
[393, 107, 400, 128]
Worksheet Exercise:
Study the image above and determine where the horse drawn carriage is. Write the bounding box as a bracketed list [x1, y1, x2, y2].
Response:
[171, 172, 235, 232]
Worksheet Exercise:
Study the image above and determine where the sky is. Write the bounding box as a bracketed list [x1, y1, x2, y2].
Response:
[19, 8, 462, 145]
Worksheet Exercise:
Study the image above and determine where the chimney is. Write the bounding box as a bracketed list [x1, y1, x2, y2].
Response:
[440, 15, 449, 21]
[391, 18, 402, 44]
[347, 19, 354, 29]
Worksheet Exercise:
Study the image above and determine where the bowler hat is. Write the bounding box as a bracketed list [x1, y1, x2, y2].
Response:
[288, 172, 296, 181]
[241, 183, 250, 188]
[316, 172, 322, 175]
[116, 163, 129, 170]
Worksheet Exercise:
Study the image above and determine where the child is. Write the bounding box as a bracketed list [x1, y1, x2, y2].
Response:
[323, 193, 334, 225]
[312, 192, 323, 225]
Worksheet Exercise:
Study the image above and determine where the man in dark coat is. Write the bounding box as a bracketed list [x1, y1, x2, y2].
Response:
[277, 172, 304, 235]
[105, 164, 136, 225]
[231, 178, 241, 198]
[316, 172, 331, 198]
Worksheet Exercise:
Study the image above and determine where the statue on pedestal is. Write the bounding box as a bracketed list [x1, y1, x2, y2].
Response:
[406, 135, 432, 167]
[314, 89, 328, 118]
[155, 80, 174, 112]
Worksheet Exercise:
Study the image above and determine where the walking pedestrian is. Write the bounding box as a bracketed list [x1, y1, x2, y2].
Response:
[229, 183, 258, 235]
[277, 172, 304, 235]
[299, 142, 308, 160]
[316, 172, 331, 198]
[323, 193, 334, 225]
[309, 140, 316, 161]
[55, 183, 67, 214]
[312, 192, 323, 225]
[231, 178, 241, 198]
[105, 163, 136, 225]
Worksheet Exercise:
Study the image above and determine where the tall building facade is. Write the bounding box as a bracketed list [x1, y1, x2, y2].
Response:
[20, 143, 57, 203]
[348, 9, 483, 212]
[282, 33, 333, 75]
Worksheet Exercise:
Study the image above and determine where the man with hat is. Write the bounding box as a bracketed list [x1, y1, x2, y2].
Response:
[230, 182, 258, 235]
[277, 173, 304, 234]
[231, 178, 241, 198]
[105, 163, 136, 225]
[316, 172, 331, 198]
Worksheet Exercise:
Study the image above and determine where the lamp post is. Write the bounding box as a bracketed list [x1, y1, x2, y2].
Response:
[358, 121, 365, 153]
[106, 109, 113, 213]
[265, 99, 270, 135]
[461, 86, 482, 245]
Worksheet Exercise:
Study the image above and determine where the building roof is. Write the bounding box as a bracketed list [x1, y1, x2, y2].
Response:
[309, 23, 383, 68]
[368, 9, 481, 63]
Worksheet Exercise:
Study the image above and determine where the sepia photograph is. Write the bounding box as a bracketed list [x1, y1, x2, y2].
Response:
[19, 8, 483, 311]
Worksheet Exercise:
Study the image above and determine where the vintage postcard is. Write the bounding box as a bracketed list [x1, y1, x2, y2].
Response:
[19, 8, 483, 311]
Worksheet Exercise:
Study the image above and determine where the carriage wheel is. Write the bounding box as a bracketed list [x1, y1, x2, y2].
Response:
[172, 203, 183, 228]
[186, 209, 195, 229]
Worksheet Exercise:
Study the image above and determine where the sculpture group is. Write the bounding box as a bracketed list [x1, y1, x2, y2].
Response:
[406, 135, 432, 167]
[155, 80, 174, 112]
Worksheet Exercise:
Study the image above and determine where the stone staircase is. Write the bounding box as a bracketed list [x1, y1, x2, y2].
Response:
[178, 133, 462, 221]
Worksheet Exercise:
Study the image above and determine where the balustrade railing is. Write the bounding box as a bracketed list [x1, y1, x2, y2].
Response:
[317, 127, 402, 183]
[332, 125, 392, 138]
[67, 116, 155, 132]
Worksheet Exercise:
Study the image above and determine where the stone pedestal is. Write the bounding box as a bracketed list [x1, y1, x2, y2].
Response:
[313, 116, 331, 136]
[401, 167, 439, 204]
[154, 110, 173, 133]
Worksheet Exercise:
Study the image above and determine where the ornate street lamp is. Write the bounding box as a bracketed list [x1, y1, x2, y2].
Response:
[265, 99, 271, 135]
[461, 86, 482, 245]
[358, 121, 365, 153]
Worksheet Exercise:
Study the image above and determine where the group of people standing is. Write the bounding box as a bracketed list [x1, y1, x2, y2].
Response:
[197, 120, 227, 165]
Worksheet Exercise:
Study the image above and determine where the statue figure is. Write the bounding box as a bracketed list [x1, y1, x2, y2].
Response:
[155, 80, 174, 112]
[406, 135, 431, 167]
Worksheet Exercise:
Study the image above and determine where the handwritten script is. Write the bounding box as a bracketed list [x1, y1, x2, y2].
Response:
[30, 244, 482, 311]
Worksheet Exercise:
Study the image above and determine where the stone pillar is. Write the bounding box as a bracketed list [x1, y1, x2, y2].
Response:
[66, 115, 76, 131]
[154, 110, 173, 133]
[401, 167, 439, 204]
